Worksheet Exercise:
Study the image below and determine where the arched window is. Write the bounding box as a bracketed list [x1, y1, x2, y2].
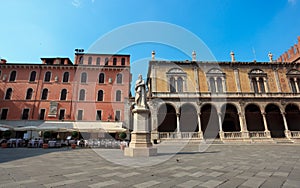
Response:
[116, 73, 122, 84]
[60, 89, 67, 100]
[96, 57, 101, 65]
[9, 71, 16, 82]
[209, 78, 216, 93]
[97, 90, 104, 101]
[63, 72, 69, 83]
[81, 72, 87, 83]
[177, 77, 183, 92]
[113, 58, 117, 65]
[79, 89, 85, 101]
[259, 78, 265, 93]
[116, 90, 121, 101]
[99, 73, 105, 83]
[26, 88, 33, 100]
[88, 56, 92, 65]
[252, 78, 259, 93]
[44, 71, 51, 82]
[121, 58, 125, 66]
[41, 88, 48, 100]
[5, 88, 12, 100]
[217, 77, 223, 93]
[29, 71, 36, 82]
[170, 77, 176, 93]
[105, 58, 109, 65]
[79, 56, 84, 64]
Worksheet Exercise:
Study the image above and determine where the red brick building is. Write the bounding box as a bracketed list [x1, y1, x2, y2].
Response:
[0, 52, 131, 135]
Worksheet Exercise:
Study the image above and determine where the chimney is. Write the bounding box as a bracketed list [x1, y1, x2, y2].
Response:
[230, 51, 235, 62]
[192, 50, 196, 61]
[268, 52, 273, 62]
[151, 50, 155, 60]
[0, 59, 7, 64]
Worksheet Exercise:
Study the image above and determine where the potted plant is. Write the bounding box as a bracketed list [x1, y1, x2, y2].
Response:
[119, 132, 127, 150]
[42, 131, 51, 149]
[1, 130, 12, 148]
[71, 131, 78, 149]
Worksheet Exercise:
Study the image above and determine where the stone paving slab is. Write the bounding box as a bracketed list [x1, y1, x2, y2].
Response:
[0, 144, 300, 187]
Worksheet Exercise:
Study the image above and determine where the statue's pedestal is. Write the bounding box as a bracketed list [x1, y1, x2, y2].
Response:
[124, 107, 157, 157]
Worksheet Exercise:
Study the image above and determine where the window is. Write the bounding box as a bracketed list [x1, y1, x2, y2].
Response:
[170, 77, 176, 93]
[116, 73, 122, 84]
[105, 58, 109, 65]
[115, 110, 120, 121]
[167, 68, 187, 93]
[217, 77, 223, 93]
[79, 56, 84, 64]
[5, 88, 12, 100]
[99, 73, 105, 83]
[41, 88, 48, 100]
[9, 71, 16, 81]
[59, 109, 65, 120]
[209, 78, 216, 93]
[79, 89, 85, 101]
[116, 90, 121, 101]
[96, 110, 102, 120]
[26, 88, 33, 100]
[88, 56, 92, 65]
[207, 68, 226, 93]
[97, 90, 104, 101]
[44, 71, 51, 82]
[22, 109, 29, 120]
[81, 72, 87, 83]
[29, 71, 36, 82]
[290, 78, 297, 93]
[1, 109, 8, 120]
[63, 72, 69, 83]
[96, 57, 101, 65]
[113, 58, 117, 65]
[39, 109, 46, 120]
[249, 69, 267, 94]
[77, 110, 83, 120]
[0, 70, 2, 78]
[177, 77, 183, 92]
[121, 58, 125, 66]
[60, 89, 67, 100]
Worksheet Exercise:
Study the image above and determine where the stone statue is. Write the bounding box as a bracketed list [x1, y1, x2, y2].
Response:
[135, 74, 147, 108]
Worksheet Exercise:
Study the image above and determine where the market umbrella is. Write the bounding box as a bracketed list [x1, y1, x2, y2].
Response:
[14, 126, 39, 139]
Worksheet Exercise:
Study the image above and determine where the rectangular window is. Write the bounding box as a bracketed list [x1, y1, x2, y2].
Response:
[1, 109, 8, 120]
[77, 110, 83, 120]
[22, 109, 30, 120]
[59, 109, 65, 120]
[96, 110, 102, 120]
[39, 109, 46, 120]
[115, 110, 121, 121]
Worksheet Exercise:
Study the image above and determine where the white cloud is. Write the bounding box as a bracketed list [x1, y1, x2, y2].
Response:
[72, 0, 81, 8]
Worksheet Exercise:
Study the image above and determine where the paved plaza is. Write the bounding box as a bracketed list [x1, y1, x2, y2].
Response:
[0, 144, 300, 188]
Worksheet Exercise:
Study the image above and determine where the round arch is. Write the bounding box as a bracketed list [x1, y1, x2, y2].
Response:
[179, 103, 198, 132]
[245, 104, 264, 131]
[200, 104, 219, 139]
[157, 103, 177, 132]
[285, 103, 300, 131]
[265, 104, 285, 138]
[221, 103, 240, 132]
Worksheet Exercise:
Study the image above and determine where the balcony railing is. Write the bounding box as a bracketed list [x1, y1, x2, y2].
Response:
[249, 131, 269, 138]
[291, 131, 300, 138]
[223, 132, 242, 139]
[151, 92, 300, 99]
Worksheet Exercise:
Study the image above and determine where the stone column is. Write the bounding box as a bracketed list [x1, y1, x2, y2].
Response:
[234, 68, 241, 92]
[281, 112, 291, 138]
[238, 112, 249, 138]
[221, 77, 226, 93]
[263, 77, 268, 93]
[256, 77, 261, 93]
[197, 112, 203, 139]
[214, 77, 218, 93]
[176, 113, 181, 138]
[218, 112, 224, 139]
[294, 78, 299, 93]
[262, 112, 271, 138]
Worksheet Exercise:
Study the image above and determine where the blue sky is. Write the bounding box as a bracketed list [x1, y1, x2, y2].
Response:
[1, 0, 300, 80]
